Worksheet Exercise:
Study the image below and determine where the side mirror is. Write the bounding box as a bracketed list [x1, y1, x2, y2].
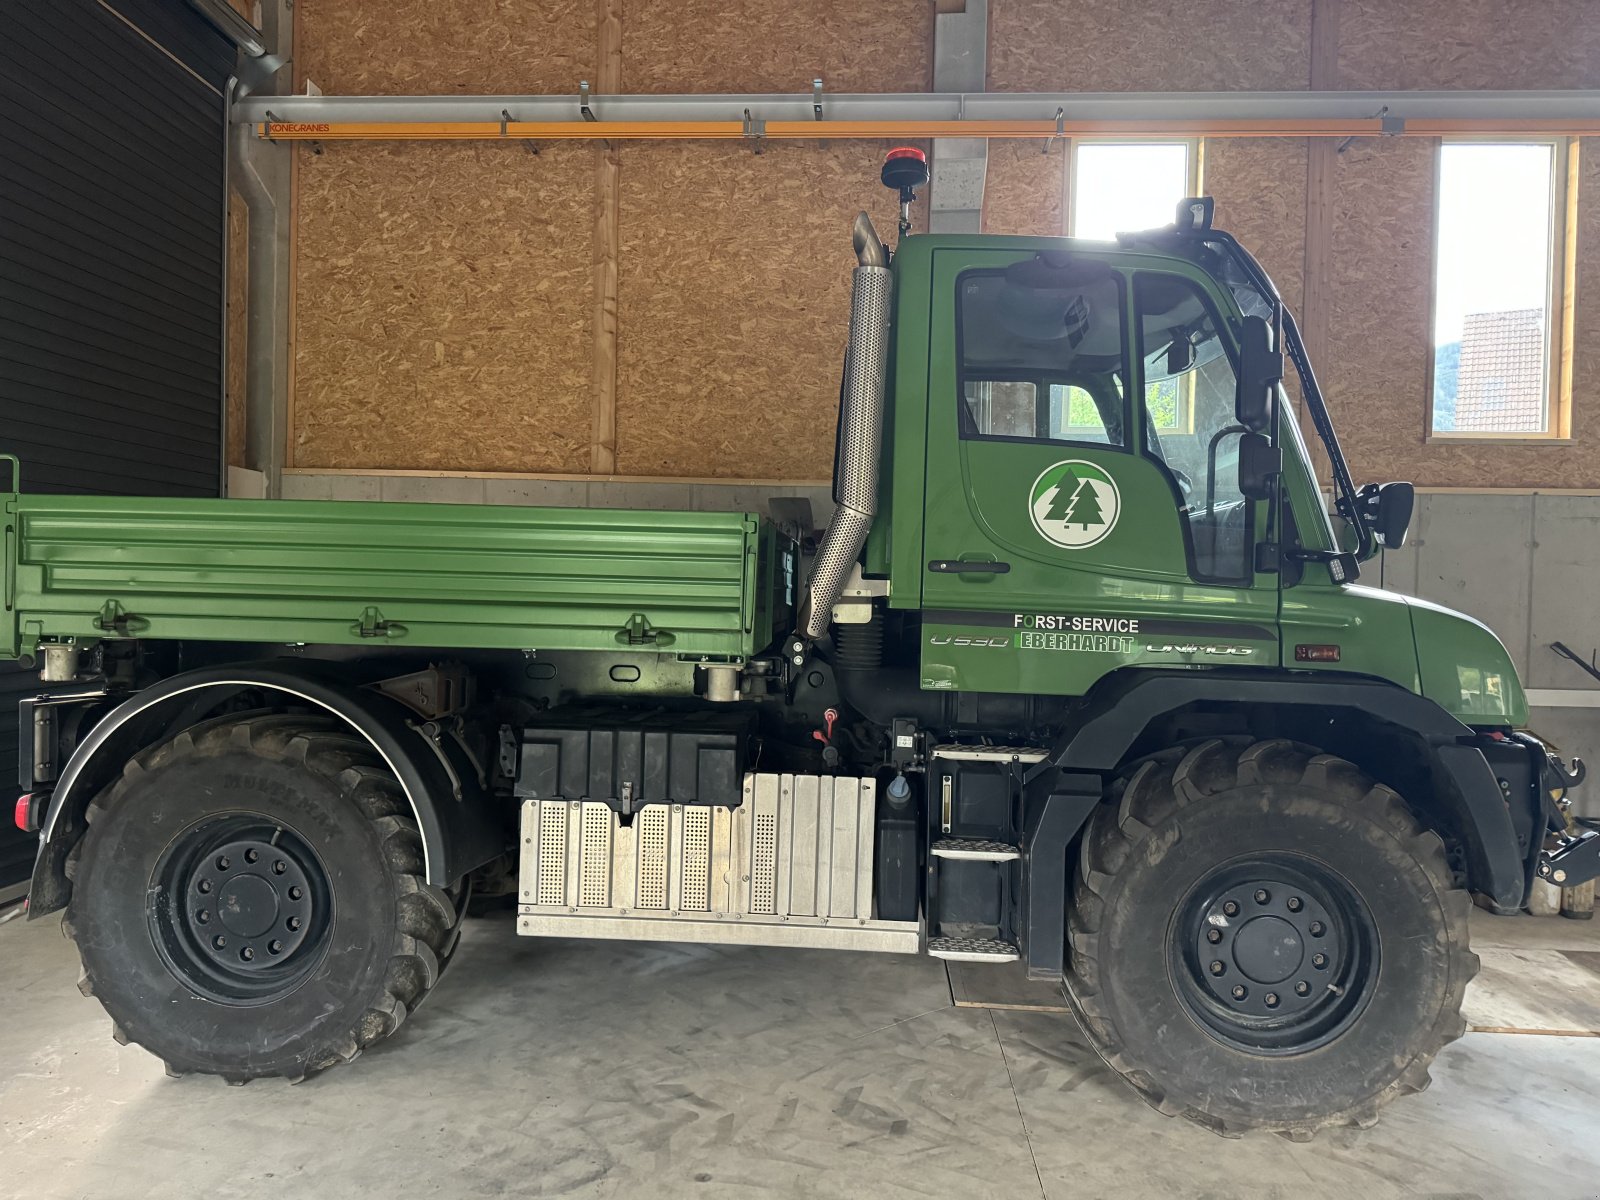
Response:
[1356, 481, 1415, 551]
[1235, 315, 1282, 432]
[1237, 432, 1282, 500]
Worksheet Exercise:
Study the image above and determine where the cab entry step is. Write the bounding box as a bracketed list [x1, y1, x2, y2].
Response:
[928, 936, 1020, 962]
[930, 838, 1021, 862]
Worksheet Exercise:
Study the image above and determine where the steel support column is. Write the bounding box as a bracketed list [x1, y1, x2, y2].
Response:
[229, 0, 292, 497]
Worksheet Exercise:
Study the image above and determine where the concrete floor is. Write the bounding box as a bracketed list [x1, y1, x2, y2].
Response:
[3, 909, 1599, 1200]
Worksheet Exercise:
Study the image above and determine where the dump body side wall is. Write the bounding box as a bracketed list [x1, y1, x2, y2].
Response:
[5, 497, 774, 659]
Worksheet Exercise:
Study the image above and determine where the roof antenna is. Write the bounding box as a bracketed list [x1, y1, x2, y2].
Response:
[881, 147, 929, 243]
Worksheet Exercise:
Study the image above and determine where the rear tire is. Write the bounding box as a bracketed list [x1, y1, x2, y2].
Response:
[1064, 737, 1477, 1138]
[65, 714, 465, 1082]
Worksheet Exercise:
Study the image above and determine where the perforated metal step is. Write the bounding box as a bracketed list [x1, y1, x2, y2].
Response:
[930, 744, 1049, 764]
[927, 936, 1020, 962]
[931, 838, 1021, 862]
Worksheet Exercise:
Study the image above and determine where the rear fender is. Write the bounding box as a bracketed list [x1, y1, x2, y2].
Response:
[27, 662, 507, 916]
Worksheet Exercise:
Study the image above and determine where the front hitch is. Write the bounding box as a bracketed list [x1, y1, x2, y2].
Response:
[1531, 744, 1596, 888]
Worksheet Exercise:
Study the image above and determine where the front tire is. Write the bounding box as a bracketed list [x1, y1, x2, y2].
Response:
[1064, 737, 1477, 1138]
[65, 714, 465, 1082]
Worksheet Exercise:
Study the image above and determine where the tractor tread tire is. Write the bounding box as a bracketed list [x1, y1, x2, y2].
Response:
[1063, 737, 1478, 1139]
[65, 714, 467, 1083]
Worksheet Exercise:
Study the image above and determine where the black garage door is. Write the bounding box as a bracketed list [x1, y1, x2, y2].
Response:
[0, 0, 233, 892]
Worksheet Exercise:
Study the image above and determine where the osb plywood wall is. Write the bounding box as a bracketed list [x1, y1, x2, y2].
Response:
[616, 141, 916, 478]
[982, 140, 1064, 238]
[989, 0, 1312, 93]
[289, 0, 1597, 488]
[294, 142, 594, 473]
[292, 0, 929, 480]
[1337, 0, 1600, 90]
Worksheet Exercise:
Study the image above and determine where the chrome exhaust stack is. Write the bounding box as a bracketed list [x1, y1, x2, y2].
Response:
[795, 212, 893, 643]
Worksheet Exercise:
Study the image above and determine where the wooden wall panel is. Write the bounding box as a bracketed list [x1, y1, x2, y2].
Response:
[1338, 0, 1600, 91]
[295, 0, 594, 94]
[226, 188, 247, 468]
[1322, 139, 1433, 484]
[623, 0, 931, 92]
[989, 0, 1312, 92]
[1205, 139, 1308, 313]
[615, 141, 912, 480]
[293, 143, 593, 473]
[982, 141, 1064, 238]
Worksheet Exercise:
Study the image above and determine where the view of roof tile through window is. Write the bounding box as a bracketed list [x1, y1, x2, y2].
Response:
[1452, 309, 1547, 432]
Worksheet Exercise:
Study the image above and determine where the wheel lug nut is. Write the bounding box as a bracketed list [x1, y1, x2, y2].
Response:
[273, 861, 287, 875]
[1295, 981, 1310, 996]
[213, 935, 226, 949]
[1206, 928, 1222, 944]
[244, 849, 258, 864]
[1312, 953, 1328, 969]
[195, 910, 209, 924]
[240, 946, 255, 962]
[288, 886, 303, 901]
[197, 879, 212, 894]
[1309, 921, 1325, 937]
[1287, 897, 1302, 912]
[1265, 992, 1279, 1008]
[1253, 889, 1270, 904]
[268, 940, 283, 955]
[216, 856, 230, 871]
[287, 916, 302, 931]
[1222, 901, 1239, 917]
[1231, 985, 1247, 1001]
[1209, 960, 1226, 976]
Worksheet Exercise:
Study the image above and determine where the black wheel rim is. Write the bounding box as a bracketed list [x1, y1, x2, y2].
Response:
[148, 813, 333, 1006]
[1169, 852, 1379, 1054]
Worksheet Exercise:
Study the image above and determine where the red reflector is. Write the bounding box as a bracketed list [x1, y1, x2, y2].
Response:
[1294, 644, 1341, 663]
[885, 146, 927, 163]
[14, 793, 34, 833]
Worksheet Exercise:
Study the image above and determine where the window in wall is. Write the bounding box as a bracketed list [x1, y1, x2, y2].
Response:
[957, 270, 1129, 447]
[1070, 142, 1195, 241]
[1432, 141, 1564, 436]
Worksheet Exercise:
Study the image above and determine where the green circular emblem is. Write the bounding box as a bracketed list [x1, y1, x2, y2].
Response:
[1028, 459, 1121, 549]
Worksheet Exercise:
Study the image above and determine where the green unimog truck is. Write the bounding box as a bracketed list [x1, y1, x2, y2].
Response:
[7, 157, 1592, 1138]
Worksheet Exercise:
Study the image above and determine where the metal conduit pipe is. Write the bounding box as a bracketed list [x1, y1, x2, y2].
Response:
[234, 89, 1600, 141]
[796, 213, 892, 643]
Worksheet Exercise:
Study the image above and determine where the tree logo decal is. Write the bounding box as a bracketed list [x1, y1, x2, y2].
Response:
[1028, 459, 1121, 550]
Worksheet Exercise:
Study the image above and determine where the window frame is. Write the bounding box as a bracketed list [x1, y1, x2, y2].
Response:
[1066, 138, 1203, 241]
[953, 266, 1134, 454]
[1426, 136, 1575, 442]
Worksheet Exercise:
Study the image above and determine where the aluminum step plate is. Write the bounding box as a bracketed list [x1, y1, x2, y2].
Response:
[928, 936, 1020, 962]
[930, 744, 1049, 764]
[931, 838, 1021, 862]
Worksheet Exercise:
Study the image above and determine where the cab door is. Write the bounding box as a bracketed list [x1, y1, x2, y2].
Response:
[918, 248, 1280, 696]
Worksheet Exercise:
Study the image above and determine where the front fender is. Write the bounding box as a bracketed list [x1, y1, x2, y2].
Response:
[27, 661, 507, 916]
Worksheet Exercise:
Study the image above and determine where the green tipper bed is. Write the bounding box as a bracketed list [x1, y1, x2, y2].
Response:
[1, 488, 787, 661]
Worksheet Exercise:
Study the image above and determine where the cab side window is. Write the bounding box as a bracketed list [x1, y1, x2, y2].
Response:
[1134, 273, 1253, 584]
[957, 268, 1129, 449]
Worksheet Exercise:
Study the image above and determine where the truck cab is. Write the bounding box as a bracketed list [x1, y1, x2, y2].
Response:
[866, 223, 1521, 724]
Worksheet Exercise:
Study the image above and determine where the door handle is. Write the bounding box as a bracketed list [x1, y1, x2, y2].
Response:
[928, 559, 1010, 575]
